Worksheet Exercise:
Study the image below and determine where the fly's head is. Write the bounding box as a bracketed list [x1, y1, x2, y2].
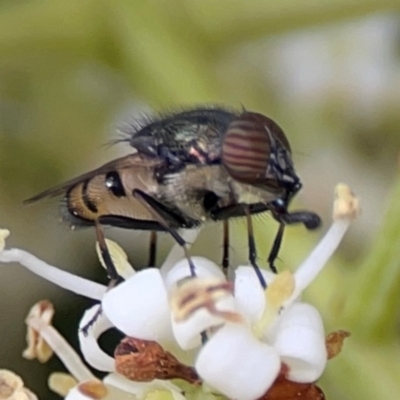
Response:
[222, 112, 320, 230]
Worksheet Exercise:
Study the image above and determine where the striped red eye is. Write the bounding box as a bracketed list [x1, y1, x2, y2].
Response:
[222, 112, 291, 187]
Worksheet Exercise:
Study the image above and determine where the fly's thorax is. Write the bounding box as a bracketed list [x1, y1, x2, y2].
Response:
[159, 165, 231, 221]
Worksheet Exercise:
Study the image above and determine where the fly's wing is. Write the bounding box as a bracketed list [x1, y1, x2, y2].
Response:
[123, 107, 237, 166]
[24, 154, 179, 230]
[24, 154, 160, 203]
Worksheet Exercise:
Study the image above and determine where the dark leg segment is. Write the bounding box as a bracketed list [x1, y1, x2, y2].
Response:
[222, 220, 230, 276]
[132, 189, 196, 277]
[82, 221, 121, 335]
[148, 231, 157, 267]
[244, 206, 267, 289]
[95, 220, 119, 281]
[267, 223, 284, 274]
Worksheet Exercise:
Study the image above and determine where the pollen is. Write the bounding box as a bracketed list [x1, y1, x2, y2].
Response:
[253, 271, 295, 338]
[333, 183, 360, 220]
[77, 380, 108, 399]
[266, 270, 295, 309]
[48, 373, 78, 397]
[0, 229, 10, 252]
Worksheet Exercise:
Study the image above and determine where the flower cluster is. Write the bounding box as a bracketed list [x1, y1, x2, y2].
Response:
[0, 184, 359, 400]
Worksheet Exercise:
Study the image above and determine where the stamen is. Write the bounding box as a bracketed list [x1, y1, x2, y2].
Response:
[289, 183, 359, 303]
[26, 302, 96, 383]
[0, 370, 37, 400]
[23, 300, 54, 363]
[0, 229, 10, 252]
[48, 373, 78, 397]
[333, 183, 360, 220]
[0, 370, 24, 397]
[0, 248, 106, 300]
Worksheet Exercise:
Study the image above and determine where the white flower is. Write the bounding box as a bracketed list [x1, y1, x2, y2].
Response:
[0, 183, 359, 400]
[24, 301, 186, 400]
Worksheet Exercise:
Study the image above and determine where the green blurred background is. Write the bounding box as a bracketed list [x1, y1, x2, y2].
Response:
[1, 1, 400, 399]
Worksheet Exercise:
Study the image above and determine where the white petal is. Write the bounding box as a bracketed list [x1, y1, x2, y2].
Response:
[234, 266, 275, 325]
[102, 269, 174, 343]
[163, 256, 224, 291]
[0, 249, 106, 300]
[270, 302, 327, 383]
[196, 323, 281, 400]
[65, 386, 92, 400]
[78, 306, 115, 372]
[104, 373, 184, 398]
[172, 295, 236, 350]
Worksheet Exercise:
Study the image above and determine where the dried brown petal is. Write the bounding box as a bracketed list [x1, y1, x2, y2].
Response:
[78, 380, 107, 399]
[48, 373, 78, 397]
[258, 375, 325, 400]
[170, 278, 242, 323]
[23, 301, 54, 363]
[115, 337, 199, 384]
[326, 330, 351, 360]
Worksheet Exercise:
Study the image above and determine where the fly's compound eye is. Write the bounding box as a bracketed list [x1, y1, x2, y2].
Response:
[105, 171, 126, 197]
[221, 112, 293, 190]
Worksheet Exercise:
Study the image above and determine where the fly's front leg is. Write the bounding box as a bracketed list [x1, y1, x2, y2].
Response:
[132, 189, 197, 277]
[222, 219, 230, 276]
[267, 223, 284, 274]
[244, 206, 267, 289]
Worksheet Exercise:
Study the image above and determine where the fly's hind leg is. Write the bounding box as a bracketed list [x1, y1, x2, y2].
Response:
[148, 231, 157, 267]
[81, 219, 120, 335]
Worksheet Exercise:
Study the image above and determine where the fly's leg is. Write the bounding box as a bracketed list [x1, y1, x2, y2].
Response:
[148, 231, 157, 267]
[244, 206, 267, 289]
[81, 220, 120, 335]
[132, 189, 208, 343]
[95, 220, 120, 281]
[267, 223, 284, 274]
[132, 189, 196, 277]
[222, 220, 230, 277]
